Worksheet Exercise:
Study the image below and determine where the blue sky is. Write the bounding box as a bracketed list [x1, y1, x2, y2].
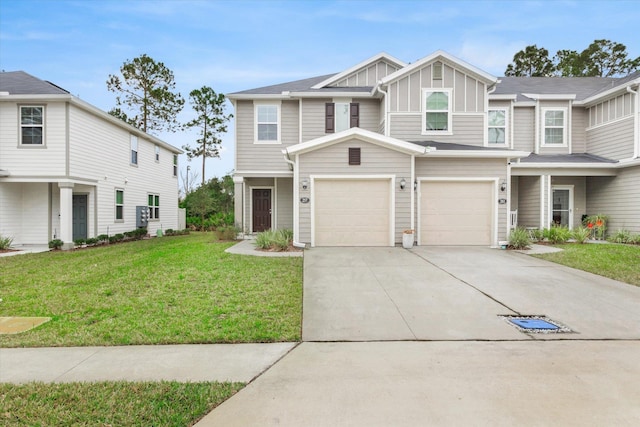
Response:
[1, 0, 639, 185]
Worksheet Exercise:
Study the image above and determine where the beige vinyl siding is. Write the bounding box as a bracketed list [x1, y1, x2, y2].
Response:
[0, 183, 49, 244]
[333, 60, 401, 87]
[389, 114, 484, 146]
[297, 140, 411, 244]
[300, 98, 380, 143]
[415, 158, 508, 242]
[571, 107, 588, 153]
[276, 178, 293, 230]
[552, 176, 587, 227]
[510, 176, 519, 210]
[235, 100, 299, 172]
[0, 101, 67, 176]
[0, 183, 25, 243]
[387, 62, 486, 114]
[586, 117, 634, 160]
[513, 106, 534, 152]
[587, 166, 640, 233]
[517, 176, 541, 228]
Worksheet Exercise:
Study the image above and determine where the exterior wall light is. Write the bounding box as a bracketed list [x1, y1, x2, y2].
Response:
[500, 180, 507, 192]
[399, 178, 406, 190]
[301, 179, 309, 190]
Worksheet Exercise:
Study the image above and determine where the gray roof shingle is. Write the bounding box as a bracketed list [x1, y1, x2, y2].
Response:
[493, 76, 617, 102]
[0, 71, 70, 95]
[519, 153, 618, 164]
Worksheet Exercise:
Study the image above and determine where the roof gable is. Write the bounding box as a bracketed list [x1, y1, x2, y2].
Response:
[284, 127, 427, 156]
[381, 50, 498, 86]
[311, 52, 407, 89]
[0, 71, 70, 95]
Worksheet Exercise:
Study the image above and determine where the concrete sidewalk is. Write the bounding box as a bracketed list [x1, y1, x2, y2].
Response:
[0, 343, 296, 384]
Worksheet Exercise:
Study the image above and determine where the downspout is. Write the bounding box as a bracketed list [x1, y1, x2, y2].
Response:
[375, 82, 390, 136]
[628, 85, 639, 158]
[282, 150, 304, 248]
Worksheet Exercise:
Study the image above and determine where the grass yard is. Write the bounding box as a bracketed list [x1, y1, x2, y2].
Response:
[0, 381, 243, 426]
[0, 233, 303, 347]
[534, 243, 640, 286]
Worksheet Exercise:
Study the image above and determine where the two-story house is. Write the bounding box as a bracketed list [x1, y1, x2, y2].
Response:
[0, 71, 182, 249]
[228, 51, 640, 247]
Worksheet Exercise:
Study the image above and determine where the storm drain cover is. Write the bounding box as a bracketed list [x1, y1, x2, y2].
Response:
[500, 315, 572, 333]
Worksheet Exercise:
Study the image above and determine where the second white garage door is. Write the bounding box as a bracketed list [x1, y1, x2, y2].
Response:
[314, 179, 392, 247]
[420, 180, 493, 245]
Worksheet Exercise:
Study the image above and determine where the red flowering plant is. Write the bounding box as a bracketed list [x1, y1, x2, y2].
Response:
[584, 214, 608, 240]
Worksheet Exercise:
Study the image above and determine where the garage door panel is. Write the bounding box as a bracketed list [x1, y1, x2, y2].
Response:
[314, 179, 391, 247]
[420, 181, 493, 246]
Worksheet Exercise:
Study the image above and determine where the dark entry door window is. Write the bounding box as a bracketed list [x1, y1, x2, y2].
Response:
[72, 195, 88, 240]
[252, 189, 272, 232]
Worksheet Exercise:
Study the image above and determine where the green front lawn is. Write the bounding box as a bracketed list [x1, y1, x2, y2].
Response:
[0, 381, 243, 426]
[0, 233, 303, 347]
[533, 243, 640, 286]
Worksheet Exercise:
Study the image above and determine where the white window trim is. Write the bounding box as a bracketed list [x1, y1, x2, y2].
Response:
[148, 193, 160, 221]
[541, 107, 568, 147]
[115, 189, 124, 222]
[487, 108, 508, 146]
[172, 154, 178, 177]
[254, 101, 282, 144]
[421, 88, 453, 136]
[19, 105, 46, 147]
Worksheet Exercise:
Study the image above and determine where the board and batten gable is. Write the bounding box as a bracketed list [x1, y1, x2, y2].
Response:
[0, 100, 67, 176]
[331, 59, 402, 87]
[297, 139, 412, 244]
[386, 60, 488, 145]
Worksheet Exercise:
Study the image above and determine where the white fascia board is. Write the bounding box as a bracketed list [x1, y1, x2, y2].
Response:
[423, 150, 530, 159]
[380, 50, 498, 86]
[489, 94, 518, 101]
[227, 93, 290, 101]
[513, 102, 537, 107]
[512, 162, 618, 169]
[1, 176, 99, 185]
[283, 127, 427, 156]
[287, 91, 378, 98]
[577, 78, 640, 106]
[512, 166, 618, 177]
[0, 94, 73, 102]
[521, 93, 577, 101]
[234, 170, 293, 178]
[311, 52, 407, 89]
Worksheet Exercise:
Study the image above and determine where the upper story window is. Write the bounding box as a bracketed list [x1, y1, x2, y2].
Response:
[130, 135, 138, 165]
[255, 103, 280, 143]
[488, 109, 507, 145]
[155, 145, 160, 162]
[173, 154, 178, 177]
[542, 108, 567, 145]
[325, 102, 359, 133]
[115, 189, 124, 221]
[20, 106, 44, 145]
[422, 89, 452, 134]
[148, 193, 160, 220]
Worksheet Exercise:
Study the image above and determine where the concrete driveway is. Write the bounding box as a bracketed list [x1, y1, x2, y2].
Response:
[198, 247, 640, 426]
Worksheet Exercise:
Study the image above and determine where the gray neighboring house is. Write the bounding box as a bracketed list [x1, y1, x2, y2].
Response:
[0, 71, 182, 249]
[228, 51, 640, 247]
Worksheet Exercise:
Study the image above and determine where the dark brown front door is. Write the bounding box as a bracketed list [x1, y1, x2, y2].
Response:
[252, 189, 272, 232]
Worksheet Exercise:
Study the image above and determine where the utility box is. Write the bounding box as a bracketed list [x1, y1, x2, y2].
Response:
[136, 205, 150, 228]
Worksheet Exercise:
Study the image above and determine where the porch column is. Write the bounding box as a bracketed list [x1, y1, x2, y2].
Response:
[233, 176, 244, 234]
[59, 182, 74, 250]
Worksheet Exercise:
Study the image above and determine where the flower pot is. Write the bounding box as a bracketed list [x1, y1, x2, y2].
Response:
[402, 231, 414, 249]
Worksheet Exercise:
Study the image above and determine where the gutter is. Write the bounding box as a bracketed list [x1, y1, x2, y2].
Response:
[375, 82, 390, 136]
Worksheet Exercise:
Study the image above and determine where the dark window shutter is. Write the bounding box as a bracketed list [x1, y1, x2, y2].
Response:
[325, 103, 335, 133]
[350, 102, 359, 128]
[348, 147, 361, 165]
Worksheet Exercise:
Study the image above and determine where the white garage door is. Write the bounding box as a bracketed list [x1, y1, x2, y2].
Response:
[314, 179, 392, 247]
[420, 181, 493, 245]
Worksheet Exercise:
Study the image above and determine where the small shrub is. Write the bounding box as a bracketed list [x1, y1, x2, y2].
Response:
[609, 229, 633, 244]
[543, 226, 572, 244]
[85, 237, 99, 245]
[74, 238, 86, 246]
[134, 228, 148, 239]
[49, 239, 63, 250]
[508, 227, 531, 249]
[632, 234, 640, 245]
[215, 226, 239, 241]
[273, 233, 291, 251]
[279, 229, 294, 242]
[0, 234, 14, 250]
[97, 234, 109, 242]
[528, 228, 544, 242]
[255, 230, 276, 249]
[584, 214, 608, 240]
[165, 229, 175, 236]
[572, 226, 591, 244]
[123, 231, 135, 239]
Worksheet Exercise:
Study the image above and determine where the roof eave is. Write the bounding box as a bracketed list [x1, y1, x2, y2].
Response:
[422, 150, 530, 159]
[578, 77, 640, 106]
[311, 52, 407, 89]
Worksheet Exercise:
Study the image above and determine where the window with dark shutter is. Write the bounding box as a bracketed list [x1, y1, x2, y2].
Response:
[348, 147, 361, 165]
[350, 103, 359, 128]
[325, 103, 335, 133]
